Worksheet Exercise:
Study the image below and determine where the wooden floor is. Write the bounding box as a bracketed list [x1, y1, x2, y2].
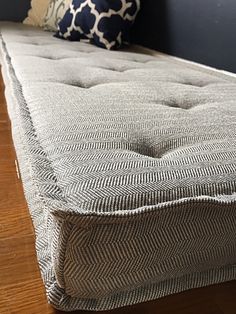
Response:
[0, 69, 236, 314]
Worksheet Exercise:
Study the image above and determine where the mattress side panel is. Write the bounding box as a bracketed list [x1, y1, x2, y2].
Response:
[62, 201, 236, 299]
[0, 28, 56, 296]
[0, 23, 78, 306]
[0, 23, 236, 311]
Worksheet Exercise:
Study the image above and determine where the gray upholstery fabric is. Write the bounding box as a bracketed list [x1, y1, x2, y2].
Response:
[0, 22, 236, 311]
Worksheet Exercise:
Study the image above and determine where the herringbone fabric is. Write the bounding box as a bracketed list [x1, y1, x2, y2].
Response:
[0, 22, 236, 311]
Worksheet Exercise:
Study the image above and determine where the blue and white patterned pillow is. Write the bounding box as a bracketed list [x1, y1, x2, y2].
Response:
[56, 0, 141, 50]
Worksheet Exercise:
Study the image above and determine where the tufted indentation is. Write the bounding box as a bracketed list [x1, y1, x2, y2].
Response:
[2, 22, 236, 214]
[161, 101, 186, 109]
[2, 22, 236, 313]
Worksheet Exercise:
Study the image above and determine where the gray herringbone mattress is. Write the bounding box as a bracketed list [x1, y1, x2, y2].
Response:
[0, 22, 236, 311]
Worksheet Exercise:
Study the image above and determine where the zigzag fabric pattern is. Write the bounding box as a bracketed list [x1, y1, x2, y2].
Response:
[1, 23, 236, 311]
[57, 0, 140, 49]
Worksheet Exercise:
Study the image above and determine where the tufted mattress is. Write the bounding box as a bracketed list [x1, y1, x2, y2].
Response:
[0, 22, 236, 311]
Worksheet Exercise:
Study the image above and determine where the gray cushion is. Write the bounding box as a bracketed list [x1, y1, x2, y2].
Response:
[0, 22, 236, 311]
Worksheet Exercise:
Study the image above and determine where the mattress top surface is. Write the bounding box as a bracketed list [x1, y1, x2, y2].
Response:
[1, 23, 236, 215]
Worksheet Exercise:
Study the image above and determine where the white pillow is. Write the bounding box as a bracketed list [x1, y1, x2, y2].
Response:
[23, 0, 51, 27]
[43, 0, 71, 31]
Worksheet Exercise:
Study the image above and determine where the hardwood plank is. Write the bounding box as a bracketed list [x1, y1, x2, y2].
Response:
[0, 145, 16, 161]
[0, 187, 27, 212]
[0, 213, 33, 241]
[0, 113, 9, 122]
[0, 235, 40, 287]
[0, 160, 19, 184]
[0, 209, 33, 238]
[3, 279, 55, 314]
[0, 289, 10, 314]
[0, 121, 10, 131]
[0, 129, 12, 145]
[210, 281, 236, 314]
[0, 101, 8, 113]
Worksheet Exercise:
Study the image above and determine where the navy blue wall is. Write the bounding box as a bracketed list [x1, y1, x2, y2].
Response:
[132, 0, 236, 73]
[0, 0, 30, 22]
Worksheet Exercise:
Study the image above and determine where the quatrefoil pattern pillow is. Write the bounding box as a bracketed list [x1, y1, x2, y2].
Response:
[57, 0, 141, 50]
